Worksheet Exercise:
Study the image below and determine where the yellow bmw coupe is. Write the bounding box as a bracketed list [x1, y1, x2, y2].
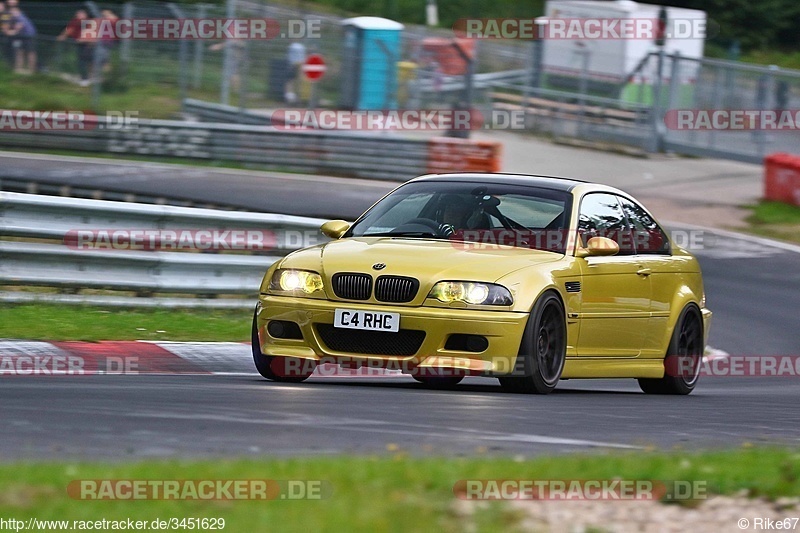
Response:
[252, 173, 712, 394]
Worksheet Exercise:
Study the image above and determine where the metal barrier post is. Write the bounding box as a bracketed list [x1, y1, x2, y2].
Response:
[91, 37, 102, 109]
[220, 0, 236, 105]
[649, 47, 666, 153]
[193, 4, 207, 90]
[86, 1, 101, 109]
[168, 4, 188, 107]
[664, 51, 681, 148]
[708, 64, 722, 149]
[447, 39, 474, 139]
[120, 3, 133, 68]
[577, 45, 590, 134]
[239, 40, 250, 114]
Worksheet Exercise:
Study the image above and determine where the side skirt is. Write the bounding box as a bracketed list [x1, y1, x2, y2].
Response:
[562, 358, 664, 379]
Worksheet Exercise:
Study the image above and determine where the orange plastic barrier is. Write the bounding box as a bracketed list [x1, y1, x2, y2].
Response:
[420, 38, 475, 76]
[426, 138, 502, 174]
[764, 153, 800, 206]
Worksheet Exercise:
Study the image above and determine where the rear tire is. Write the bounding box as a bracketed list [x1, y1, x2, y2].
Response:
[638, 305, 703, 395]
[251, 308, 314, 382]
[499, 292, 566, 394]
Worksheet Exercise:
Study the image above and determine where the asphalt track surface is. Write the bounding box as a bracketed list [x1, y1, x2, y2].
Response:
[0, 151, 394, 219]
[2, 373, 799, 460]
[2, 153, 800, 459]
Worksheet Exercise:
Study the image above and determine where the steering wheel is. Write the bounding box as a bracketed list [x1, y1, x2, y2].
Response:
[393, 218, 453, 237]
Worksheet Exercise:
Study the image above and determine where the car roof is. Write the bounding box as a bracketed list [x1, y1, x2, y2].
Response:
[410, 172, 588, 192]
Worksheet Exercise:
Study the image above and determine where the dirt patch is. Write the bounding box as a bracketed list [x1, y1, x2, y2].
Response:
[455, 493, 800, 532]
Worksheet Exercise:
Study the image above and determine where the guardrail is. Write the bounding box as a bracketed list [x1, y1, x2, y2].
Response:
[0, 119, 430, 181]
[183, 99, 271, 126]
[0, 191, 330, 307]
[0, 114, 499, 180]
[0, 115, 502, 181]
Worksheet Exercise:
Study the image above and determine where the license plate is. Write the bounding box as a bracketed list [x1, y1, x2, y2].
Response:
[334, 309, 400, 333]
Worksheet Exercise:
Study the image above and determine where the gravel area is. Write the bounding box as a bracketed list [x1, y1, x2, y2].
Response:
[454, 493, 800, 532]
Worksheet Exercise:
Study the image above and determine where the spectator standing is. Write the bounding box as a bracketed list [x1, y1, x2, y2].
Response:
[209, 39, 245, 92]
[284, 41, 306, 103]
[6, 4, 36, 73]
[95, 9, 118, 78]
[57, 9, 91, 86]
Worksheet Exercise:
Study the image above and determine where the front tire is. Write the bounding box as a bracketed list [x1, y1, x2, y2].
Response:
[638, 305, 703, 395]
[251, 308, 314, 382]
[499, 292, 566, 394]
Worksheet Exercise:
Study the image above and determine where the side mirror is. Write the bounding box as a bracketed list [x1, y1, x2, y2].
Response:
[576, 236, 619, 257]
[320, 220, 351, 239]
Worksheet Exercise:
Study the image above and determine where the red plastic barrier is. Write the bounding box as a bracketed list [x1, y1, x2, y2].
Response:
[427, 138, 502, 174]
[764, 153, 800, 206]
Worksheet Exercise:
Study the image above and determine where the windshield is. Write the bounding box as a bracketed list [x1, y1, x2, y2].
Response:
[346, 180, 573, 253]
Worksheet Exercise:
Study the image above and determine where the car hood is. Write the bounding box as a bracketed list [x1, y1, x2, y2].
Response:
[281, 237, 563, 283]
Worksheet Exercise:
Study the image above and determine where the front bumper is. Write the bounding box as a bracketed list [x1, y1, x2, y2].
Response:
[256, 295, 529, 375]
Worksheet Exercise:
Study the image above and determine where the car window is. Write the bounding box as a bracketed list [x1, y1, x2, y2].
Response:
[577, 193, 635, 255]
[490, 195, 566, 229]
[618, 197, 671, 255]
[347, 180, 573, 253]
[364, 193, 432, 234]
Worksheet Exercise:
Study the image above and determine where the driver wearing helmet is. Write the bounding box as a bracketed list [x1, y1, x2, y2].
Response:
[437, 194, 490, 236]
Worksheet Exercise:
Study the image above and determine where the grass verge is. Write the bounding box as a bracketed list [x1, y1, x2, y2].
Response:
[0, 68, 280, 119]
[744, 200, 800, 244]
[0, 448, 798, 532]
[0, 303, 250, 342]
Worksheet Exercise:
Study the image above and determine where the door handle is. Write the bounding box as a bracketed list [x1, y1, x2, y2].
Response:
[637, 268, 652, 277]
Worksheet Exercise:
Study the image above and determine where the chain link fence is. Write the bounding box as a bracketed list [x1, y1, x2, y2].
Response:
[662, 55, 800, 162]
[14, 0, 527, 113]
[490, 46, 800, 162]
[5, 1, 800, 163]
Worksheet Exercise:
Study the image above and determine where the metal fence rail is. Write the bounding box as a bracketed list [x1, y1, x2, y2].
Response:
[184, 99, 271, 126]
[0, 191, 330, 306]
[0, 240, 277, 294]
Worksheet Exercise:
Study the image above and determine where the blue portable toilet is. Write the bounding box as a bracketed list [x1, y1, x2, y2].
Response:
[340, 17, 404, 110]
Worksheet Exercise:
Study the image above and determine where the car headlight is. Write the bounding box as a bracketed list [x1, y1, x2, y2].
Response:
[269, 269, 324, 295]
[428, 281, 513, 306]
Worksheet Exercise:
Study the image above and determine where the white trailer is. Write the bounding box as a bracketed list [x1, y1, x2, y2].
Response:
[538, 0, 707, 102]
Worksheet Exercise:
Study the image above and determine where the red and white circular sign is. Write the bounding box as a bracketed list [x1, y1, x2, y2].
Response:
[302, 54, 327, 82]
